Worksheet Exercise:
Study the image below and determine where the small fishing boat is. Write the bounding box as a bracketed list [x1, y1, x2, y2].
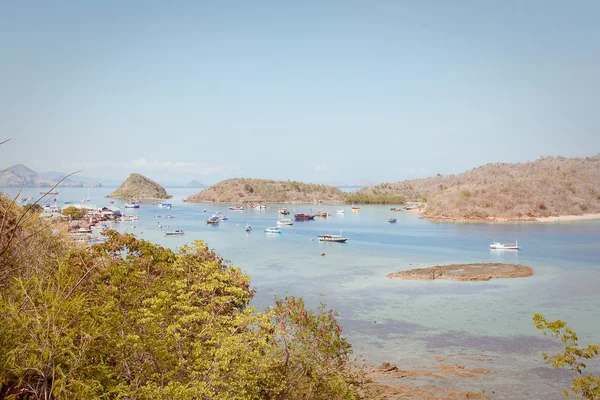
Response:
[165, 229, 184, 236]
[278, 207, 290, 215]
[490, 240, 520, 250]
[277, 219, 293, 226]
[229, 206, 244, 211]
[125, 201, 140, 209]
[390, 207, 402, 211]
[265, 227, 282, 233]
[255, 204, 266, 209]
[351, 206, 361, 212]
[245, 224, 253, 232]
[207, 216, 220, 224]
[158, 203, 172, 209]
[315, 211, 328, 217]
[336, 209, 345, 214]
[218, 215, 228, 221]
[318, 231, 348, 243]
[388, 217, 397, 223]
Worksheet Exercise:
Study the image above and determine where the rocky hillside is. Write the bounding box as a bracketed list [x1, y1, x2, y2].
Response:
[0, 164, 101, 187]
[186, 178, 344, 203]
[108, 173, 171, 199]
[355, 155, 600, 220]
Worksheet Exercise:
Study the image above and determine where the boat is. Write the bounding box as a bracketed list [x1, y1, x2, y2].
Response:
[63, 200, 72, 204]
[124, 201, 140, 209]
[265, 227, 282, 233]
[40, 191, 59, 195]
[207, 216, 220, 224]
[218, 215, 229, 221]
[315, 211, 328, 217]
[351, 206, 361, 212]
[390, 207, 402, 211]
[245, 224, 253, 232]
[255, 204, 266, 209]
[294, 213, 315, 221]
[165, 229, 185, 236]
[119, 215, 139, 221]
[318, 231, 348, 243]
[490, 240, 520, 250]
[278, 207, 290, 215]
[158, 203, 172, 209]
[336, 209, 345, 214]
[165, 214, 174, 219]
[388, 217, 397, 223]
[277, 219, 293, 226]
[229, 206, 244, 211]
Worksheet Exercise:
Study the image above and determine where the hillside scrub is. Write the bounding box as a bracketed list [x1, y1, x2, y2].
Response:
[186, 178, 345, 203]
[0, 194, 369, 399]
[353, 155, 600, 219]
[109, 173, 171, 199]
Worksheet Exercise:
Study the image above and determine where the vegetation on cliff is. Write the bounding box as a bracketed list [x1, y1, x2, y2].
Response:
[0, 195, 369, 399]
[186, 178, 344, 203]
[353, 155, 600, 219]
[109, 173, 171, 199]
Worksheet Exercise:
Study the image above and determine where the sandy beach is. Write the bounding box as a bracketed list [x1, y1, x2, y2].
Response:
[535, 213, 600, 223]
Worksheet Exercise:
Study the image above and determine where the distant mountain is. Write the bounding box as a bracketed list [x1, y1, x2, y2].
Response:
[0, 165, 103, 188]
[39, 171, 110, 186]
[186, 180, 206, 188]
[108, 173, 171, 199]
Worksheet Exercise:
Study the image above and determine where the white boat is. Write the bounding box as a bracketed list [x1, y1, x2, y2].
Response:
[277, 219, 293, 226]
[318, 230, 348, 243]
[229, 206, 244, 211]
[336, 209, 345, 214]
[254, 204, 266, 209]
[265, 227, 282, 233]
[165, 229, 184, 236]
[278, 207, 290, 215]
[119, 215, 139, 221]
[490, 240, 520, 250]
[125, 201, 140, 209]
[207, 215, 220, 224]
[388, 217, 397, 223]
[158, 203, 172, 209]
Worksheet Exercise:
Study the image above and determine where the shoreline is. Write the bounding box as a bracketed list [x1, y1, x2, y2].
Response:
[422, 212, 600, 223]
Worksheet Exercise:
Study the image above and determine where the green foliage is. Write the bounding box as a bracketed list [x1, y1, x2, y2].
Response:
[0, 197, 369, 399]
[62, 205, 84, 219]
[343, 193, 406, 205]
[533, 314, 600, 399]
[22, 203, 43, 213]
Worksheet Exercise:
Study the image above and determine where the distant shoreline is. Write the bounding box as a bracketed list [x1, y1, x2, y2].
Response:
[422, 212, 600, 223]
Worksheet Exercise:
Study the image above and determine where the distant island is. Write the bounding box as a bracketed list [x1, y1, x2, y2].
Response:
[186, 178, 344, 203]
[108, 173, 171, 199]
[348, 154, 600, 221]
[0, 164, 102, 188]
[186, 180, 206, 188]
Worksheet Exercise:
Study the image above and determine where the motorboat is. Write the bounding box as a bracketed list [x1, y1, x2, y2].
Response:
[158, 203, 172, 209]
[336, 209, 345, 214]
[490, 240, 520, 250]
[245, 224, 253, 232]
[278, 207, 290, 215]
[388, 217, 397, 223]
[165, 229, 184, 236]
[351, 206, 361, 212]
[207, 216, 220, 224]
[125, 201, 140, 209]
[229, 206, 244, 211]
[119, 215, 139, 221]
[315, 211, 328, 217]
[277, 219, 293, 226]
[265, 227, 282, 233]
[318, 231, 348, 243]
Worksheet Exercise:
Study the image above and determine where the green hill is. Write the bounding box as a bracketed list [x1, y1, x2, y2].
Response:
[353, 155, 600, 220]
[108, 173, 171, 199]
[186, 178, 344, 203]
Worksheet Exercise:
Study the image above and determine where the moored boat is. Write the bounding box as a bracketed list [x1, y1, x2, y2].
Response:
[315, 211, 328, 217]
[490, 240, 520, 250]
[388, 217, 397, 223]
[318, 231, 348, 243]
[165, 229, 184, 236]
[207, 215, 220, 224]
[336, 209, 345, 214]
[158, 203, 172, 209]
[124, 201, 140, 208]
[265, 227, 282, 233]
[245, 224, 253, 232]
[390, 207, 402, 211]
[229, 206, 244, 211]
[40, 191, 59, 195]
[351, 206, 361, 212]
[294, 213, 315, 221]
[278, 207, 290, 215]
[277, 219, 293, 226]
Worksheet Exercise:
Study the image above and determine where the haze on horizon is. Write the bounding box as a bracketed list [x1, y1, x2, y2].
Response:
[1, 1, 599, 186]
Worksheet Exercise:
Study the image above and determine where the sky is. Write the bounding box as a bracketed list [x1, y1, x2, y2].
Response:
[1, 0, 599, 186]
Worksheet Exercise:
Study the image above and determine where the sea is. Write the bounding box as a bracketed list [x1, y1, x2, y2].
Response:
[6, 186, 600, 399]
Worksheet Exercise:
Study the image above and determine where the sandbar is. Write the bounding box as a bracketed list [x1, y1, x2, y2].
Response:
[387, 263, 533, 281]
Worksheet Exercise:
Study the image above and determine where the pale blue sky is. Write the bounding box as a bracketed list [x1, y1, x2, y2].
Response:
[1, 1, 599, 185]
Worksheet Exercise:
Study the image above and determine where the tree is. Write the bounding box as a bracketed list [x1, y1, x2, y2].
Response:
[533, 314, 600, 399]
[62, 206, 84, 219]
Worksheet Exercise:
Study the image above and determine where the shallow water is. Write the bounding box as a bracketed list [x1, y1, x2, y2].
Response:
[9, 187, 600, 398]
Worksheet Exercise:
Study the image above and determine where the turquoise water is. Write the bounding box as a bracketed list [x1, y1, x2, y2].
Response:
[9, 187, 600, 399]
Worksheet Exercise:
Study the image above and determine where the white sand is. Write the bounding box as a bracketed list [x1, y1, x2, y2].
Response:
[536, 213, 600, 223]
